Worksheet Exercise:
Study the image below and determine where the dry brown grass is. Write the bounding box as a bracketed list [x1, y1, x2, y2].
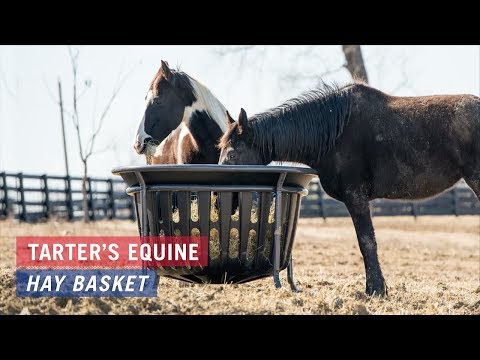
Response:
[1, 216, 479, 315]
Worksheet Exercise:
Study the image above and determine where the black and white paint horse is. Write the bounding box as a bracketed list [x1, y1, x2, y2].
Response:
[134, 60, 230, 164]
[219, 82, 480, 296]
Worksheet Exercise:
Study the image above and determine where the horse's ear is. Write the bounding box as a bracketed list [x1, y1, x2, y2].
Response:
[237, 108, 248, 134]
[226, 111, 235, 127]
[160, 60, 174, 82]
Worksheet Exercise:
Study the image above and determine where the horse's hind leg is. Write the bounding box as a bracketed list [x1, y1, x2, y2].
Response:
[344, 196, 387, 296]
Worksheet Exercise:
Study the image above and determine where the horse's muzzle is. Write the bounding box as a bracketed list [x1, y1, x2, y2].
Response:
[134, 138, 150, 154]
[134, 141, 144, 154]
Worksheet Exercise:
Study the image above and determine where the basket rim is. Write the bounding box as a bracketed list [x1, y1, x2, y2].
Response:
[112, 164, 318, 176]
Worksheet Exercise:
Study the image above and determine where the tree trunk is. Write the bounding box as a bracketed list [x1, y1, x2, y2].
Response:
[82, 160, 89, 223]
[342, 45, 369, 83]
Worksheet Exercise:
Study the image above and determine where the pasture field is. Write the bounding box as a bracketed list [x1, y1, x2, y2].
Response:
[0, 216, 478, 315]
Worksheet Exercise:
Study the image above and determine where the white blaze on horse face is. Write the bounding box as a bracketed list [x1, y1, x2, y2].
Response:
[133, 90, 154, 151]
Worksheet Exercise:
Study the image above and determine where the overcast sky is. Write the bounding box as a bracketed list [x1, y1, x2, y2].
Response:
[0, 45, 478, 177]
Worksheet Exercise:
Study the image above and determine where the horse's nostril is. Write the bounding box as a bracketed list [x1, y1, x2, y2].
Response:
[134, 140, 145, 154]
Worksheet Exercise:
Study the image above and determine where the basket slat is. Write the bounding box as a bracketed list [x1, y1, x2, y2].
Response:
[219, 192, 233, 267]
[239, 192, 253, 265]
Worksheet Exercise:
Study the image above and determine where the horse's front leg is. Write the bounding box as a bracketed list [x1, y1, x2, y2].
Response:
[344, 196, 387, 296]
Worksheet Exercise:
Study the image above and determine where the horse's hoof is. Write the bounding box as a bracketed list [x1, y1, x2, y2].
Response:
[366, 281, 388, 297]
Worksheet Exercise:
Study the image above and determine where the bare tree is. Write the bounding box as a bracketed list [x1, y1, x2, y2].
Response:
[66, 47, 130, 222]
[215, 45, 370, 87]
[342, 45, 369, 82]
[215, 46, 420, 98]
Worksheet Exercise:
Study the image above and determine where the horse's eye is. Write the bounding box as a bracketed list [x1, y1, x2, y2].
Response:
[229, 154, 236, 159]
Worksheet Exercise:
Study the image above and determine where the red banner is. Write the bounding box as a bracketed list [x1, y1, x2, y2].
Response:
[16, 236, 208, 269]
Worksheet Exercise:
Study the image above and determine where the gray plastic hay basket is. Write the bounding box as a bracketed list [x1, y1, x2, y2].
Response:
[112, 165, 317, 289]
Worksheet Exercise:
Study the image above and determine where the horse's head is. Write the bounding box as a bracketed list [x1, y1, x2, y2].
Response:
[134, 60, 197, 155]
[219, 109, 267, 165]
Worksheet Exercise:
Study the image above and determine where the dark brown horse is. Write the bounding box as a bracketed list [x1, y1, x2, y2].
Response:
[219, 82, 480, 296]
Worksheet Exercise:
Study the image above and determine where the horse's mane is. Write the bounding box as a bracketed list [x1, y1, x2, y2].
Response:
[221, 82, 356, 164]
[149, 67, 228, 133]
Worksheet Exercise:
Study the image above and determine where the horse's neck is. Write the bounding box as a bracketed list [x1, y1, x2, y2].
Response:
[253, 88, 352, 167]
[270, 131, 297, 164]
[187, 77, 228, 133]
[254, 116, 313, 166]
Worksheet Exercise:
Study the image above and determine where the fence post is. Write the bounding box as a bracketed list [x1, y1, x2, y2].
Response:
[452, 186, 459, 216]
[18, 172, 26, 221]
[88, 177, 95, 221]
[108, 179, 116, 220]
[65, 175, 73, 221]
[42, 175, 50, 219]
[1, 172, 8, 218]
[411, 202, 417, 219]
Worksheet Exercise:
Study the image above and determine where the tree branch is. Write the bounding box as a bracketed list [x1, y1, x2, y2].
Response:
[0, 64, 16, 98]
[214, 45, 263, 74]
[69, 46, 85, 162]
[389, 55, 411, 95]
[85, 61, 135, 158]
[76, 82, 90, 101]
[85, 143, 115, 160]
[213, 45, 359, 95]
[214, 45, 257, 56]
[42, 74, 59, 104]
[281, 66, 345, 88]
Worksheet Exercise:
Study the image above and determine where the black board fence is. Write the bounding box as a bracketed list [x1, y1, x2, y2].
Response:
[0, 172, 135, 222]
[300, 179, 480, 218]
[1, 172, 479, 222]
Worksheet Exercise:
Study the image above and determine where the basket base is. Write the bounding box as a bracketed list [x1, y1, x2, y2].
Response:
[158, 270, 275, 285]
[157, 257, 299, 290]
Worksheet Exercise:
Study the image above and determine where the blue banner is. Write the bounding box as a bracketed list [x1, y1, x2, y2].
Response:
[16, 269, 157, 297]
